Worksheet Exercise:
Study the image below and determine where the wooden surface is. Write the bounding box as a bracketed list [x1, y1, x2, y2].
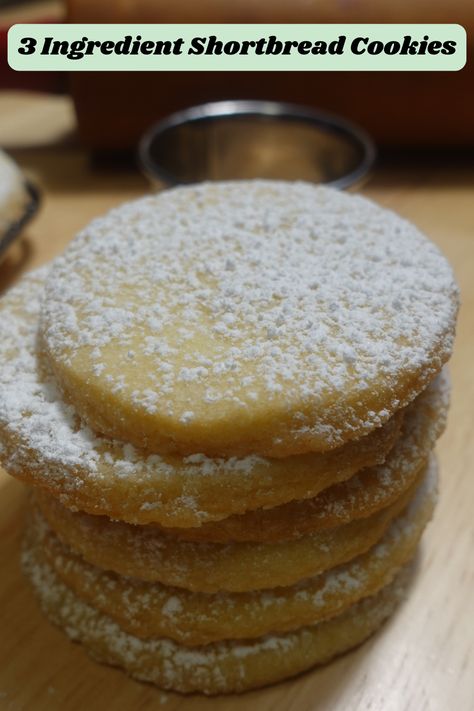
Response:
[0, 94, 473, 711]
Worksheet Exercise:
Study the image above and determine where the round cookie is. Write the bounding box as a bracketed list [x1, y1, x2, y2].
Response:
[32, 458, 437, 645]
[40, 181, 459, 457]
[22, 541, 414, 695]
[0, 269, 401, 528]
[34, 475, 420, 593]
[154, 374, 448, 542]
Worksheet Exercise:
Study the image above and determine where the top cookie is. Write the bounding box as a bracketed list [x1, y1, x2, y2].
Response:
[40, 181, 459, 457]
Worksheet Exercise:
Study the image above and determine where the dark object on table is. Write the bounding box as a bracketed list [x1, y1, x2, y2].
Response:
[0, 182, 40, 261]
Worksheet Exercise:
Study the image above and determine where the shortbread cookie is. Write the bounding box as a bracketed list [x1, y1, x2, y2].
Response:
[0, 269, 401, 528]
[154, 375, 448, 542]
[22, 542, 414, 695]
[40, 182, 459, 457]
[35, 475, 420, 593]
[33, 459, 436, 645]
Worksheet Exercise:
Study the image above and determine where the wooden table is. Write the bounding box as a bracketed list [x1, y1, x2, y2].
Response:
[0, 94, 473, 711]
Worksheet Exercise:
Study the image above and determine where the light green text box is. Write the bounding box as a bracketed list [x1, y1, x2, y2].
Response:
[8, 24, 466, 71]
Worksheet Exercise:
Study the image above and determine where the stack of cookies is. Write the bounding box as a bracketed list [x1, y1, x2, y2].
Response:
[0, 182, 459, 694]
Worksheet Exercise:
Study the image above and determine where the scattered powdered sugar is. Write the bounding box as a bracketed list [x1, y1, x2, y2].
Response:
[180, 372, 447, 541]
[32, 458, 436, 646]
[0, 270, 401, 527]
[22, 532, 413, 694]
[160, 596, 183, 618]
[302, 373, 448, 525]
[40, 181, 459, 453]
[35, 456, 427, 594]
[0, 271, 288, 523]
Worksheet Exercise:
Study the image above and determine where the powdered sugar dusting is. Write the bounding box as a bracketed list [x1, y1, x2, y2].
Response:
[40, 181, 459, 455]
[32, 458, 437, 646]
[34, 466, 422, 593]
[0, 270, 401, 527]
[303, 375, 447, 525]
[171, 374, 447, 542]
[22, 534, 413, 694]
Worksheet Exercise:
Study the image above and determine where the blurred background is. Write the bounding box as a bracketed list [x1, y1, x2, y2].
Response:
[1, 0, 473, 150]
[0, 4, 473, 709]
[0, 0, 472, 285]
